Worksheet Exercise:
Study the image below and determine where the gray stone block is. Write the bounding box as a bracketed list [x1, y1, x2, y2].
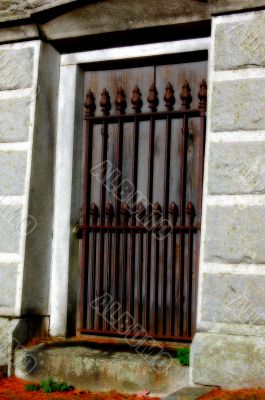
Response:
[15, 345, 189, 396]
[192, 332, 265, 388]
[0, 0, 78, 22]
[210, 0, 265, 14]
[208, 142, 265, 194]
[0, 151, 27, 195]
[0, 25, 38, 44]
[211, 79, 265, 132]
[41, 1, 209, 41]
[0, 48, 33, 90]
[0, 97, 31, 142]
[0, 264, 18, 308]
[215, 19, 265, 70]
[163, 387, 213, 400]
[0, 205, 22, 253]
[204, 205, 265, 263]
[201, 273, 265, 324]
[0, 317, 16, 365]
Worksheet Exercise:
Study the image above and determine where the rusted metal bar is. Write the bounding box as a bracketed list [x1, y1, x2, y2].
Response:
[144, 83, 158, 332]
[152, 202, 161, 335]
[128, 86, 142, 322]
[89, 203, 99, 328]
[114, 87, 126, 331]
[161, 83, 175, 335]
[177, 80, 192, 337]
[137, 202, 145, 327]
[81, 90, 95, 330]
[84, 109, 201, 124]
[185, 202, 195, 337]
[169, 202, 178, 336]
[79, 328, 192, 342]
[96, 89, 111, 330]
[77, 224, 199, 232]
[121, 202, 130, 331]
[104, 201, 114, 331]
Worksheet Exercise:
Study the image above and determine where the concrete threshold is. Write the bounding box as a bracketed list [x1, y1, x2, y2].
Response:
[163, 386, 214, 400]
[15, 336, 190, 396]
[24, 334, 190, 355]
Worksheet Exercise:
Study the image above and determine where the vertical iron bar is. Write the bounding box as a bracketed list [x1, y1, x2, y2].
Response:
[105, 202, 114, 331]
[114, 87, 127, 332]
[177, 81, 192, 337]
[90, 229, 97, 328]
[96, 119, 108, 330]
[130, 86, 142, 330]
[187, 229, 193, 337]
[80, 120, 93, 328]
[186, 202, 195, 337]
[89, 203, 98, 329]
[144, 83, 158, 332]
[169, 202, 178, 336]
[81, 118, 93, 330]
[128, 116, 140, 321]
[144, 114, 155, 332]
[162, 83, 175, 336]
[178, 113, 189, 337]
[114, 116, 124, 331]
[103, 218, 110, 331]
[152, 202, 161, 335]
[94, 88, 111, 331]
[121, 204, 129, 331]
[161, 113, 171, 335]
[83, 90, 96, 330]
[137, 203, 145, 328]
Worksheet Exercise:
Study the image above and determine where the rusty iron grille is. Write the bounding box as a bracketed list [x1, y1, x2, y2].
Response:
[77, 77, 207, 341]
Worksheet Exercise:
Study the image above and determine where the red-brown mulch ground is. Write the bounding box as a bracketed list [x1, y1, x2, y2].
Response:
[3, 377, 265, 400]
[198, 388, 265, 399]
[0, 377, 160, 400]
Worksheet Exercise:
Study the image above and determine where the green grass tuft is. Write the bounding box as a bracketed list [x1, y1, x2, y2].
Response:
[40, 378, 71, 393]
[176, 347, 190, 366]
[24, 383, 40, 391]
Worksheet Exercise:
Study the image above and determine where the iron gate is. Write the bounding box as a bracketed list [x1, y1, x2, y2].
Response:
[77, 65, 206, 341]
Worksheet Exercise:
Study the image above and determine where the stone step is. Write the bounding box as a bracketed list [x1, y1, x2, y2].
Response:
[163, 386, 213, 400]
[15, 342, 189, 396]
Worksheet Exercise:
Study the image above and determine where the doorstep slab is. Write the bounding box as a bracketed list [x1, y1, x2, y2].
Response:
[15, 343, 190, 396]
[163, 386, 213, 400]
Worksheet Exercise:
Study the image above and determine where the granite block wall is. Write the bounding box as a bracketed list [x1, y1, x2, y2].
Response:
[191, 10, 265, 388]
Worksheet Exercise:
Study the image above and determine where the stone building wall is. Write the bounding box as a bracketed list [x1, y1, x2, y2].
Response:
[0, 0, 78, 22]
[0, 41, 39, 317]
[191, 9, 265, 388]
[0, 40, 40, 369]
[0, 40, 59, 371]
[0, 0, 265, 388]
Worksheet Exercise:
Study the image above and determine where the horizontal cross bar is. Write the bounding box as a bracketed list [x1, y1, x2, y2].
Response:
[76, 224, 200, 232]
[84, 109, 203, 123]
[79, 328, 192, 342]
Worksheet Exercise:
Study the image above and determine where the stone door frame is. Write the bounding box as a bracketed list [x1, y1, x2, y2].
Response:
[49, 37, 210, 337]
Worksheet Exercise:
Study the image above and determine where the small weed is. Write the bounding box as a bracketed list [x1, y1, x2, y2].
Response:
[176, 347, 190, 366]
[24, 383, 40, 391]
[40, 378, 71, 393]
